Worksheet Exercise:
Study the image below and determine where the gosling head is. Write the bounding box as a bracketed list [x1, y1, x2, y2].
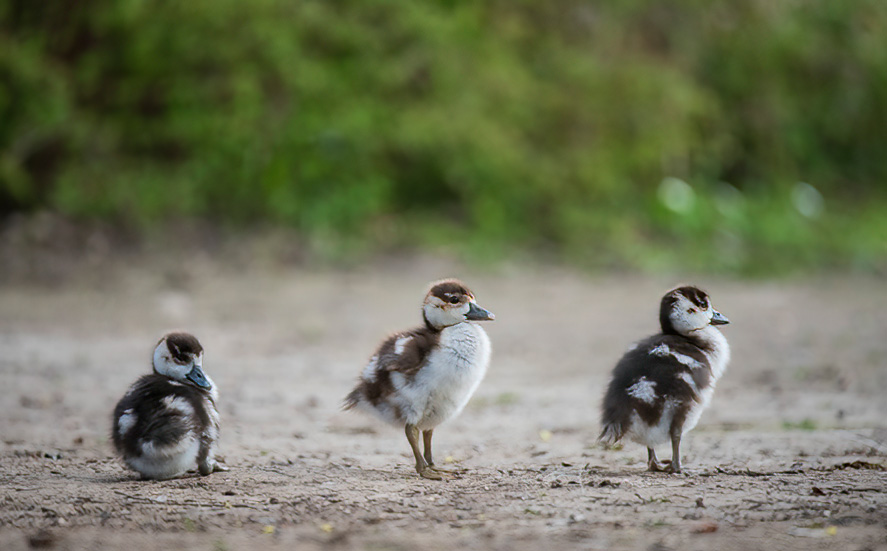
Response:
[660, 286, 729, 336]
[422, 279, 495, 330]
[152, 332, 211, 389]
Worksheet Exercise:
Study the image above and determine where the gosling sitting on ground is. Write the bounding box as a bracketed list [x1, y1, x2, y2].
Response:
[112, 332, 225, 479]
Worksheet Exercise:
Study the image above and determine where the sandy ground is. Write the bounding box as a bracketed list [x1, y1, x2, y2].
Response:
[1, 255, 885, 550]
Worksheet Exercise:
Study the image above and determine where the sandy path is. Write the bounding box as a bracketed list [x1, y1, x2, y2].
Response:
[1, 259, 885, 550]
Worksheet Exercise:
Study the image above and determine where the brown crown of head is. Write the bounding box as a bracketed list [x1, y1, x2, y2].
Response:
[162, 332, 203, 363]
[427, 278, 475, 303]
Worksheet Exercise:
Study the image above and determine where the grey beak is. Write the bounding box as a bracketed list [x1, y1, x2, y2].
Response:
[710, 310, 730, 325]
[465, 302, 495, 321]
[186, 365, 212, 389]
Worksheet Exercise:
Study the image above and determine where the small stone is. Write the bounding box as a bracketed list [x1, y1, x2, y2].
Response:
[691, 520, 718, 534]
[28, 529, 56, 548]
[592, 479, 620, 488]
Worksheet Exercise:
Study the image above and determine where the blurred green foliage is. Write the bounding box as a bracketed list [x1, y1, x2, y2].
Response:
[1, 0, 885, 272]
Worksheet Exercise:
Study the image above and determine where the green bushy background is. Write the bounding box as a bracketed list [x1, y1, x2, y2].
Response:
[2, 0, 885, 273]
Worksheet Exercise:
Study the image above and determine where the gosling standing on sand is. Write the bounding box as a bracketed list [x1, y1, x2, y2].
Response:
[600, 286, 730, 473]
[344, 279, 494, 480]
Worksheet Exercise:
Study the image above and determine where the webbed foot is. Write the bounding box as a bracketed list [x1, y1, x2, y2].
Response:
[199, 461, 228, 476]
[428, 464, 465, 475]
[418, 465, 455, 480]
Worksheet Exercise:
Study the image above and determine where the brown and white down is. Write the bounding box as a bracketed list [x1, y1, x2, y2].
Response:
[600, 286, 731, 473]
[112, 332, 226, 480]
[344, 279, 495, 480]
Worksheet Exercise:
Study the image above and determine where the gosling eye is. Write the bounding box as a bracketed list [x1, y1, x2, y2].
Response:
[687, 308, 697, 314]
[448, 296, 461, 305]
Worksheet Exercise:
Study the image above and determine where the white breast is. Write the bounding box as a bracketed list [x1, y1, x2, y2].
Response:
[695, 326, 730, 381]
[680, 327, 729, 434]
[392, 322, 491, 429]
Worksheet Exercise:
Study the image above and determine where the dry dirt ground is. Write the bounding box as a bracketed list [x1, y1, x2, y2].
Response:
[1, 256, 885, 550]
